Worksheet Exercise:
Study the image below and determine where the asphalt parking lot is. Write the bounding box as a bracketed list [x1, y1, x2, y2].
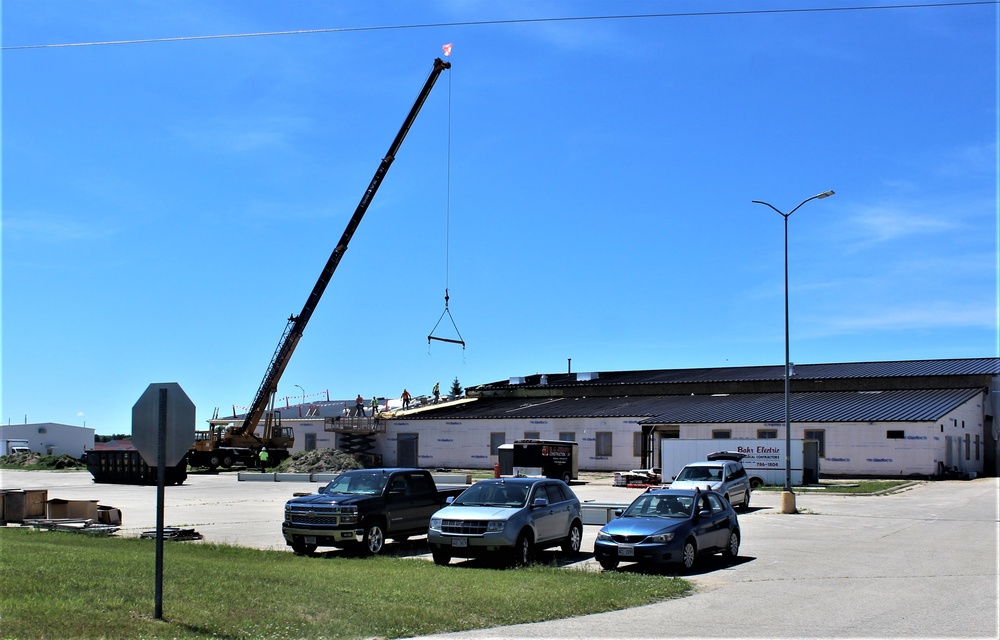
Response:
[3, 469, 998, 638]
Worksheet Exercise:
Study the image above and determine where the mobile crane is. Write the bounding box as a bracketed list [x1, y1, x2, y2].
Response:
[186, 58, 453, 470]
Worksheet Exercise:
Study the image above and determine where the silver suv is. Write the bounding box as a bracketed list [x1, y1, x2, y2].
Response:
[427, 477, 583, 566]
[669, 452, 752, 510]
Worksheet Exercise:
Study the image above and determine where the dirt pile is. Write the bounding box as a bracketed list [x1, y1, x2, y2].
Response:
[276, 449, 364, 474]
[0, 452, 86, 470]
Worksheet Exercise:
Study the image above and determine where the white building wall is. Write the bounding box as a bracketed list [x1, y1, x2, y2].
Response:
[380, 417, 644, 471]
[0, 423, 95, 458]
[286, 391, 988, 478]
[676, 392, 986, 478]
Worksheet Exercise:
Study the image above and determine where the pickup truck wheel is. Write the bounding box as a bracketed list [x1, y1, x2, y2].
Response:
[432, 550, 451, 566]
[561, 521, 582, 556]
[291, 541, 317, 555]
[362, 520, 386, 556]
[510, 531, 533, 567]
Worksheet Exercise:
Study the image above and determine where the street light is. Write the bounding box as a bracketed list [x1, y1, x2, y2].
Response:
[752, 190, 834, 511]
[294, 385, 305, 418]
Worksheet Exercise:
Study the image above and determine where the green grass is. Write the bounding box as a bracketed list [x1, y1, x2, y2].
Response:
[758, 480, 912, 494]
[0, 528, 690, 639]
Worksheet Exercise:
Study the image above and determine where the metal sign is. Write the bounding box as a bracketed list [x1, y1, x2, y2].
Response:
[132, 382, 195, 467]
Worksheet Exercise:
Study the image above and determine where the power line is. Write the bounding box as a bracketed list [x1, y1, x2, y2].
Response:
[3, 2, 994, 51]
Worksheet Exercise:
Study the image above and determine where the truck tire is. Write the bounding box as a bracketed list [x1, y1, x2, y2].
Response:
[221, 455, 234, 469]
[362, 520, 386, 556]
[561, 521, 582, 556]
[208, 455, 221, 468]
[432, 550, 451, 566]
[292, 540, 317, 555]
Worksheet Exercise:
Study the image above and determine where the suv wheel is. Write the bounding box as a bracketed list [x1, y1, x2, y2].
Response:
[432, 550, 451, 566]
[510, 531, 533, 567]
[561, 521, 583, 556]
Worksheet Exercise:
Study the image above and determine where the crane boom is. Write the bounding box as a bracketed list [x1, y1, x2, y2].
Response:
[238, 57, 452, 437]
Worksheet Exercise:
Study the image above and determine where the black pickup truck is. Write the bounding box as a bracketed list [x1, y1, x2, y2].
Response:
[282, 468, 466, 555]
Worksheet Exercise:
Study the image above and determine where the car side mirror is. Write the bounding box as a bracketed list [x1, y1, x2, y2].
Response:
[532, 497, 549, 508]
[698, 509, 711, 519]
[445, 496, 455, 504]
[614, 508, 623, 517]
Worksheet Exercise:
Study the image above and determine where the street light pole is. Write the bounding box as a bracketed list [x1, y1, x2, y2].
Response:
[294, 385, 305, 418]
[752, 191, 834, 509]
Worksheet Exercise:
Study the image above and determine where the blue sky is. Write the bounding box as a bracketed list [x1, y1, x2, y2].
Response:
[3, 1, 997, 434]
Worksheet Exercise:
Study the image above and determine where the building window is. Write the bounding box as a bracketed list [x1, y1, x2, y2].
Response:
[757, 429, 778, 439]
[661, 426, 680, 439]
[886, 430, 905, 439]
[524, 431, 540, 440]
[595, 432, 613, 457]
[975, 435, 981, 461]
[559, 432, 575, 442]
[965, 434, 970, 460]
[805, 430, 826, 457]
[633, 432, 643, 457]
[712, 430, 731, 439]
[490, 432, 506, 456]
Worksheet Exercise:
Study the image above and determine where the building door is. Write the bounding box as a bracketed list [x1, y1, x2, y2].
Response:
[397, 433, 418, 467]
[304, 433, 316, 451]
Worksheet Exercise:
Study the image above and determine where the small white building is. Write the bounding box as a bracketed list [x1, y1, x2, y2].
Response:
[0, 422, 95, 458]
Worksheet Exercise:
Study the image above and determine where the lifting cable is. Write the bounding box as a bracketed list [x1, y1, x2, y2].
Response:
[427, 58, 466, 350]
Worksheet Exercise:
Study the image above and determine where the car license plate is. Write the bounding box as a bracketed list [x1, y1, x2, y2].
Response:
[451, 537, 468, 548]
[618, 545, 635, 557]
[304, 536, 316, 545]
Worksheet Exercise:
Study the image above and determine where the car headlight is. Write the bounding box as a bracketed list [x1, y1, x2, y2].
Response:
[429, 517, 441, 530]
[647, 532, 675, 543]
[486, 520, 505, 533]
[596, 530, 612, 541]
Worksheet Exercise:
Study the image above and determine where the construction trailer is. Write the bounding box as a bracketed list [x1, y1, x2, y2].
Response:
[661, 438, 820, 488]
[498, 439, 579, 483]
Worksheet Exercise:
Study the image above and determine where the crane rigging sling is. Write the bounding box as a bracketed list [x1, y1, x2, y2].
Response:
[428, 288, 465, 348]
[426, 57, 466, 350]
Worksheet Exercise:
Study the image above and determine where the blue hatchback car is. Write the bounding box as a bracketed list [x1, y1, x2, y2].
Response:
[594, 488, 740, 571]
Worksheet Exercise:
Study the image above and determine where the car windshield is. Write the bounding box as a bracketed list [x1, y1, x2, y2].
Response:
[452, 482, 530, 507]
[675, 465, 722, 482]
[321, 472, 387, 496]
[622, 494, 694, 518]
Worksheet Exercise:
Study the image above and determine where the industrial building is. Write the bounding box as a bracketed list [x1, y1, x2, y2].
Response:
[0, 422, 95, 459]
[276, 357, 998, 480]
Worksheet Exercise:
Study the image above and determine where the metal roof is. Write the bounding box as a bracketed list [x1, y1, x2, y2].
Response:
[393, 388, 984, 424]
[474, 358, 1000, 390]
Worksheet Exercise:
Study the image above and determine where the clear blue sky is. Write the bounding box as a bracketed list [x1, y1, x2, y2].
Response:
[3, 2, 997, 434]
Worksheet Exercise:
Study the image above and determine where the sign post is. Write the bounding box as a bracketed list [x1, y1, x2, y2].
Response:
[132, 382, 195, 620]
